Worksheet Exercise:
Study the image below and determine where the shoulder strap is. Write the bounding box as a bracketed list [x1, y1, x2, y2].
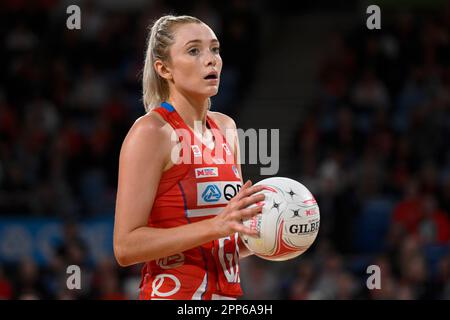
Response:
[206, 115, 234, 151]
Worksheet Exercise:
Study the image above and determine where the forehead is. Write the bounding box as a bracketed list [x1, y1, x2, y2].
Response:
[172, 23, 218, 47]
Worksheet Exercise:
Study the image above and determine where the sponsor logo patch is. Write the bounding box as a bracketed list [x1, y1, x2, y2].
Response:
[195, 167, 219, 179]
[201, 184, 222, 203]
[197, 181, 242, 206]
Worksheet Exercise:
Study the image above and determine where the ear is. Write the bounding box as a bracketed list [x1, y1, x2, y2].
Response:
[154, 60, 173, 81]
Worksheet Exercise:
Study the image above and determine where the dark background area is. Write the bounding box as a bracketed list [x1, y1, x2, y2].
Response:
[0, 0, 449, 299]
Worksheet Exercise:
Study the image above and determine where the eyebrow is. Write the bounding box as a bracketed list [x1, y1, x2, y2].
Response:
[184, 39, 220, 47]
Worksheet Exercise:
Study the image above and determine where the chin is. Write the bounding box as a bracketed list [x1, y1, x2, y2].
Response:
[206, 87, 219, 97]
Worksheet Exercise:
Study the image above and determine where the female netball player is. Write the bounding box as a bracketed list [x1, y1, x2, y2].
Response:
[113, 15, 265, 300]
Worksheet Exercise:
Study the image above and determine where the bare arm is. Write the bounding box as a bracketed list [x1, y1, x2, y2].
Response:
[113, 115, 263, 267]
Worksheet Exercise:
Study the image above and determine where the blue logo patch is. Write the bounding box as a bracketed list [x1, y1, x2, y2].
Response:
[201, 184, 222, 202]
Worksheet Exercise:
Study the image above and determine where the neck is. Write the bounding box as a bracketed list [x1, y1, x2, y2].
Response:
[167, 91, 209, 131]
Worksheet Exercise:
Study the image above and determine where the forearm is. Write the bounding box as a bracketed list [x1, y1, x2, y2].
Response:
[115, 219, 219, 266]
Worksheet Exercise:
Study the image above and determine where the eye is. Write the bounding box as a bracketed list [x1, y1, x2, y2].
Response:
[212, 46, 220, 54]
[188, 47, 200, 56]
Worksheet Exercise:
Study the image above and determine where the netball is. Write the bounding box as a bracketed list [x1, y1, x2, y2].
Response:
[241, 177, 320, 261]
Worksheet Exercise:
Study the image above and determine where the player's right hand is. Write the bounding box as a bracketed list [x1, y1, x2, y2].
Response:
[210, 180, 265, 238]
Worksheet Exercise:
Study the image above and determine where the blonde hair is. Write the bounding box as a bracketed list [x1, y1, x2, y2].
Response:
[142, 15, 204, 113]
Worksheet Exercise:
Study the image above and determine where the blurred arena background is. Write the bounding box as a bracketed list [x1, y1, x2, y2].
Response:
[0, 0, 449, 299]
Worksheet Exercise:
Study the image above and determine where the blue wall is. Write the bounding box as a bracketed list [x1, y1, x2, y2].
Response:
[0, 216, 114, 266]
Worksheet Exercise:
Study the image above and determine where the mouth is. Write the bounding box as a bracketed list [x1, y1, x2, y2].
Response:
[204, 72, 219, 80]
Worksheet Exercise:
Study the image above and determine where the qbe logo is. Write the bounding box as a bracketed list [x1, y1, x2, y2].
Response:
[197, 181, 242, 206]
[201, 185, 222, 203]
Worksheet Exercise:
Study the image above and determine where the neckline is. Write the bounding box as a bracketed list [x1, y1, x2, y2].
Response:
[161, 101, 218, 151]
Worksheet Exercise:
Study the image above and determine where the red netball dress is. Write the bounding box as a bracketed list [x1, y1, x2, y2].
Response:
[139, 102, 243, 300]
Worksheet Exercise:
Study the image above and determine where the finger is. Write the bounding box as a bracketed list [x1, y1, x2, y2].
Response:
[233, 180, 253, 201]
[239, 205, 263, 220]
[231, 222, 259, 237]
[239, 194, 265, 209]
[237, 193, 265, 209]
[235, 184, 265, 201]
[243, 180, 252, 189]
[247, 184, 266, 195]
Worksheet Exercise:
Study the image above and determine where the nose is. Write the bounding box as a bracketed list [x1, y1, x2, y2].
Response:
[204, 51, 217, 67]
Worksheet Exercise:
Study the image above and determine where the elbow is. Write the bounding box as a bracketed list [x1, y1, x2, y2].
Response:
[114, 241, 132, 267]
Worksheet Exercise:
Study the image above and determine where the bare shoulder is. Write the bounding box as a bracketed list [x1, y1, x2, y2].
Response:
[122, 111, 174, 152]
[208, 111, 237, 131]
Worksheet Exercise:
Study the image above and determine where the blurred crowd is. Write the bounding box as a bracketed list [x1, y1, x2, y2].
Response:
[0, 0, 449, 299]
[281, 8, 450, 299]
[0, 0, 261, 299]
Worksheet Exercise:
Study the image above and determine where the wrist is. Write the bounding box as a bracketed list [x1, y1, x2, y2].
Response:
[204, 216, 223, 240]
